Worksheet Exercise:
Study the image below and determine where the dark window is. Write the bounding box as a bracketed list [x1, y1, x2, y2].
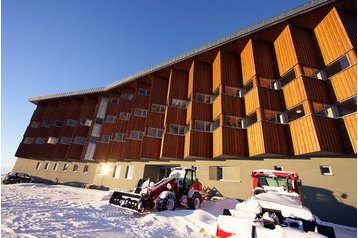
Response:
[54, 120, 65, 127]
[111, 98, 119, 104]
[325, 56, 350, 78]
[243, 80, 254, 95]
[245, 112, 257, 127]
[336, 97, 357, 117]
[35, 162, 41, 170]
[217, 167, 223, 180]
[44, 163, 49, 170]
[63, 164, 69, 172]
[280, 69, 296, 87]
[83, 165, 89, 173]
[73, 164, 78, 172]
[287, 104, 305, 122]
[89, 136, 99, 144]
[274, 166, 283, 171]
[95, 117, 103, 124]
[320, 166, 333, 175]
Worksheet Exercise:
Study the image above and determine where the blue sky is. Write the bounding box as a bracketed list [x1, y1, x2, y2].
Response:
[2, 0, 309, 173]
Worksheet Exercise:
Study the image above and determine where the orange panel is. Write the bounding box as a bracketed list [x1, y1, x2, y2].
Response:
[342, 113, 357, 153]
[329, 66, 357, 102]
[241, 39, 256, 85]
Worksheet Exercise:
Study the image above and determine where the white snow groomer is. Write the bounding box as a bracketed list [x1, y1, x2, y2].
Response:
[109, 167, 206, 212]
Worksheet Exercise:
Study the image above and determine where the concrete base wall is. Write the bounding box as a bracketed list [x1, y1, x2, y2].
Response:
[12, 156, 357, 226]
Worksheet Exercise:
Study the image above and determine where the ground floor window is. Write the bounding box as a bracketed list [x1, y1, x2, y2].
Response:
[125, 166, 134, 179]
[35, 162, 41, 170]
[320, 166, 333, 175]
[113, 166, 121, 179]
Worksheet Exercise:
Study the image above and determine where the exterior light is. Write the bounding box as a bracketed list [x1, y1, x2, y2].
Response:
[295, 109, 302, 114]
[99, 164, 110, 175]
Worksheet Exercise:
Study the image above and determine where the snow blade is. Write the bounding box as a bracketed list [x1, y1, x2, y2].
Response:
[317, 224, 336, 238]
[109, 191, 142, 212]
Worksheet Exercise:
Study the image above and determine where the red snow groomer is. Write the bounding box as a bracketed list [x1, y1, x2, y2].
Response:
[251, 169, 303, 203]
[109, 167, 206, 212]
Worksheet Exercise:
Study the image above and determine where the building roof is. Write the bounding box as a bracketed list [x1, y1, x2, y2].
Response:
[29, 0, 337, 103]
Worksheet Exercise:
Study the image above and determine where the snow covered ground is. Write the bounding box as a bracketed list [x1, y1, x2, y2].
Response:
[1, 183, 357, 238]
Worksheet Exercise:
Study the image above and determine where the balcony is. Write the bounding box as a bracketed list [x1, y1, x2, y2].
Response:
[212, 94, 244, 119]
[186, 101, 212, 124]
[184, 130, 212, 158]
[342, 112, 357, 153]
[141, 136, 162, 159]
[212, 126, 247, 158]
[329, 66, 357, 102]
[160, 133, 185, 159]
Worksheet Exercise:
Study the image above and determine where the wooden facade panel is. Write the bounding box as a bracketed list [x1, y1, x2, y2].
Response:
[109, 142, 125, 161]
[262, 122, 289, 155]
[31, 102, 47, 121]
[66, 144, 85, 160]
[213, 52, 222, 91]
[94, 143, 111, 161]
[313, 116, 344, 153]
[222, 127, 247, 157]
[339, 10, 357, 49]
[165, 107, 187, 125]
[52, 144, 69, 159]
[188, 61, 212, 95]
[289, 115, 320, 155]
[254, 41, 278, 79]
[133, 94, 150, 109]
[145, 112, 165, 128]
[247, 122, 265, 156]
[244, 87, 260, 115]
[123, 139, 142, 160]
[274, 25, 298, 75]
[184, 130, 212, 158]
[141, 136, 162, 159]
[343, 113, 357, 153]
[127, 116, 146, 131]
[314, 8, 354, 65]
[150, 76, 169, 105]
[258, 87, 284, 111]
[282, 77, 307, 109]
[212, 94, 222, 120]
[214, 51, 241, 89]
[188, 101, 212, 122]
[291, 26, 321, 68]
[302, 77, 332, 104]
[114, 120, 129, 134]
[222, 95, 244, 117]
[168, 69, 188, 100]
[329, 66, 357, 102]
[241, 39, 256, 85]
[161, 134, 184, 158]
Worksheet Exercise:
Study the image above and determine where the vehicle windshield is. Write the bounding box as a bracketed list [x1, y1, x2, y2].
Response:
[258, 176, 294, 190]
[169, 169, 185, 187]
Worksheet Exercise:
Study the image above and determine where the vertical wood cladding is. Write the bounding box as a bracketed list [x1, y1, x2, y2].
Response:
[274, 25, 298, 75]
[338, 10, 357, 49]
[241, 39, 256, 85]
[329, 66, 357, 102]
[254, 41, 278, 79]
[188, 61, 212, 95]
[168, 69, 188, 100]
[213, 127, 247, 158]
[247, 122, 288, 156]
[314, 7, 354, 65]
[141, 137, 162, 159]
[343, 113, 357, 153]
[213, 51, 241, 91]
[150, 76, 169, 104]
[161, 134, 184, 158]
[184, 131, 212, 158]
[291, 26, 322, 68]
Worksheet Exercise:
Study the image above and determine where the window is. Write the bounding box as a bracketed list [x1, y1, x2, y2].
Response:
[105, 115, 116, 123]
[119, 112, 130, 120]
[242, 80, 254, 96]
[194, 120, 211, 132]
[195, 93, 211, 103]
[280, 69, 296, 87]
[53, 163, 58, 171]
[167, 124, 188, 136]
[129, 130, 144, 140]
[274, 166, 283, 171]
[263, 110, 286, 124]
[320, 166, 333, 175]
[73, 164, 78, 172]
[302, 66, 325, 80]
[101, 135, 111, 143]
[67, 119, 77, 127]
[47, 137, 59, 144]
[30, 121, 41, 128]
[35, 162, 41, 170]
[125, 166, 134, 179]
[245, 112, 257, 127]
[114, 133, 126, 142]
[325, 55, 350, 78]
[211, 87, 220, 101]
[260, 77, 280, 90]
[42, 120, 52, 128]
[312, 102, 336, 118]
[122, 93, 134, 100]
[44, 163, 49, 170]
[335, 97, 357, 117]
[35, 137, 45, 144]
[113, 165, 121, 179]
[80, 118, 92, 127]
[151, 104, 166, 113]
[89, 136, 99, 144]
[83, 165, 89, 173]
[95, 117, 103, 124]
[23, 137, 34, 144]
[286, 104, 305, 122]
[111, 97, 119, 104]
[212, 117, 220, 131]
[147, 127, 164, 138]
[60, 137, 72, 145]
[224, 115, 244, 128]
[138, 88, 150, 96]
[223, 86, 240, 97]
[171, 99, 188, 109]
[74, 136, 86, 145]
[63, 164, 69, 172]
[133, 108, 148, 117]
[54, 120, 65, 127]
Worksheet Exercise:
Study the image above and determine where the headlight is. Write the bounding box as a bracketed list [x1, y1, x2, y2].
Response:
[166, 183, 172, 190]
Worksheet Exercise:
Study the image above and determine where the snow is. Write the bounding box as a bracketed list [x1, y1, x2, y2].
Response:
[1, 183, 356, 238]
